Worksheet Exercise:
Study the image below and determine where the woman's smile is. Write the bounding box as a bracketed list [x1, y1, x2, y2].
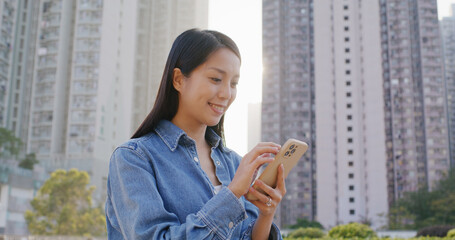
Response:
[208, 102, 226, 115]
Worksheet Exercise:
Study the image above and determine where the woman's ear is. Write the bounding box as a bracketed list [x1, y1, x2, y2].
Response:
[173, 68, 184, 92]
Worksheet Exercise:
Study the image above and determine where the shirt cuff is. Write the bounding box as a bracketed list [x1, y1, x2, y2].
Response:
[197, 186, 248, 239]
[269, 223, 282, 240]
[241, 220, 282, 240]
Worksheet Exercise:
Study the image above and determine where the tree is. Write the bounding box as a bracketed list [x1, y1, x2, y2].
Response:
[387, 169, 455, 229]
[25, 169, 106, 236]
[19, 153, 39, 170]
[0, 127, 22, 158]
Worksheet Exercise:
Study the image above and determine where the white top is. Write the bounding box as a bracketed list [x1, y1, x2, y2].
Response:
[214, 185, 223, 194]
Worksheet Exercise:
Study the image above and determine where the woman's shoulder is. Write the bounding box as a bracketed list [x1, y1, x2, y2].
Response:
[113, 131, 162, 159]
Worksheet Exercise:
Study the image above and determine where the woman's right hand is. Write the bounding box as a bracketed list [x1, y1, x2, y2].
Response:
[228, 142, 281, 198]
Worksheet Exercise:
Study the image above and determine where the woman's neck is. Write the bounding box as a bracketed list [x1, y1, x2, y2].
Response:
[171, 116, 207, 145]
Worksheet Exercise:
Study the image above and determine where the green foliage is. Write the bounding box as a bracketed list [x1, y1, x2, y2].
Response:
[0, 127, 22, 158]
[416, 225, 455, 237]
[284, 238, 455, 240]
[288, 218, 324, 229]
[328, 223, 376, 238]
[387, 169, 455, 229]
[25, 168, 106, 236]
[19, 153, 39, 170]
[288, 227, 325, 239]
[447, 228, 455, 238]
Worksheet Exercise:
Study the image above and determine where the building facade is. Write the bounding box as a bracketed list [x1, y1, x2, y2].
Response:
[264, 0, 449, 229]
[4, 0, 39, 156]
[314, 0, 388, 229]
[0, 0, 17, 128]
[131, 0, 209, 131]
[262, 0, 316, 227]
[0, 161, 46, 234]
[441, 4, 455, 168]
[380, 0, 449, 204]
[27, 0, 208, 201]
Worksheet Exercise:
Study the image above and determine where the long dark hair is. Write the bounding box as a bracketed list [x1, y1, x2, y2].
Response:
[131, 29, 241, 140]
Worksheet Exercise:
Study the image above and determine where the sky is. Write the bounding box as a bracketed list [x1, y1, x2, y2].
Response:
[208, 0, 455, 156]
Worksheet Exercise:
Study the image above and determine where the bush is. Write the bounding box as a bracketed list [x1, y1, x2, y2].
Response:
[447, 228, 455, 238]
[288, 218, 324, 229]
[328, 222, 376, 238]
[416, 225, 455, 237]
[287, 227, 325, 239]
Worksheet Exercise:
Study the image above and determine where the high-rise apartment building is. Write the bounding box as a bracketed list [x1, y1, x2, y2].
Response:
[441, 4, 455, 168]
[263, 0, 449, 229]
[0, 0, 16, 128]
[314, 0, 388, 229]
[27, 0, 208, 201]
[131, 0, 209, 131]
[262, 0, 316, 227]
[4, 0, 39, 155]
[380, 0, 449, 203]
[1, 0, 39, 152]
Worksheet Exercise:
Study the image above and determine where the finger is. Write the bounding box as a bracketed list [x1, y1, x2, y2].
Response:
[247, 186, 270, 204]
[259, 153, 271, 158]
[276, 164, 286, 192]
[248, 146, 280, 162]
[251, 156, 274, 169]
[256, 142, 281, 149]
[247, 188, 275, 209]
[254, 179, 277, 198]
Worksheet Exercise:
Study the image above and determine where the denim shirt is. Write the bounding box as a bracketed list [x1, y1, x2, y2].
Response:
[105, 120, 282, 239]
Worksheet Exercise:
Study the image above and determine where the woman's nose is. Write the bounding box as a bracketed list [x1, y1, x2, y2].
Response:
[218, 83, 231, 99]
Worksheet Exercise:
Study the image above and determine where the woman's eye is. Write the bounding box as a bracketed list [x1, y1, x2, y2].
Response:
[231, 81, 239, 87]
[211, 78, 222, 82]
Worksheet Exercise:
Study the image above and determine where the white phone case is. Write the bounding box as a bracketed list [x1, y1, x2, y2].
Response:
[246, 139, 308, 201]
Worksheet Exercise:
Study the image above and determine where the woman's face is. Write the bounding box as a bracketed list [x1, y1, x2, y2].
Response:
[174, 47, 240, 127]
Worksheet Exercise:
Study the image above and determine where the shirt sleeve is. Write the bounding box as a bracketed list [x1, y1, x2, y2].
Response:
[105, 147, 249, 240]
[229, 152, 283, 240]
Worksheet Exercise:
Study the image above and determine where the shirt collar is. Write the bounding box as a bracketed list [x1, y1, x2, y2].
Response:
[154, 120, 227, 152]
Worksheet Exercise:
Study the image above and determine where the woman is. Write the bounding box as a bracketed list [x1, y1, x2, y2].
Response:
[105, 29, 286, 239]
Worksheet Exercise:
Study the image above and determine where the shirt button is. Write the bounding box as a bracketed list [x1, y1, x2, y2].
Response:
[193, 157, 199, 162]
[228, 222, 234, 229]
[216, 161, 221, 166]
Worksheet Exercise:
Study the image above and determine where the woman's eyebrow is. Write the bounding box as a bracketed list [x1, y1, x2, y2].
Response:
[208, 67, 240, 78]
[208, 67, 226, 74]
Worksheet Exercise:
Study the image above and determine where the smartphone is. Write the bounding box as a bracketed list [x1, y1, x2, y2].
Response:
[246, 139, 308, 201]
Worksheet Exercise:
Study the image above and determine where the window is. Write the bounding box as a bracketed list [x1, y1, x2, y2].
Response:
[345, 48, 350, 53]
[346, 70, 351, 75]
[348, 138, 353, 143]
[349, 185, 354, 190]
[348, 161, 354, 166]
[349, 197, 355, 203]
[347, 92, 351, 97]
[346, 59, 351, 64]
[344, 26, 349, 31]
[346, 81, 351, 86]
[347, 126, 353, 131]
[349, 173, 354, 179]
[347, 103, 352, 108]
[350, 209, 355, 215]
[345, 37, 349, 42]
[348, 150, 353, 155]
[344, 5, 348, 10]
[344, 16, 349, 20]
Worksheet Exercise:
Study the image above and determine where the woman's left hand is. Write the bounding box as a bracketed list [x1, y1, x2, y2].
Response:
[246, 164, 287, 216]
